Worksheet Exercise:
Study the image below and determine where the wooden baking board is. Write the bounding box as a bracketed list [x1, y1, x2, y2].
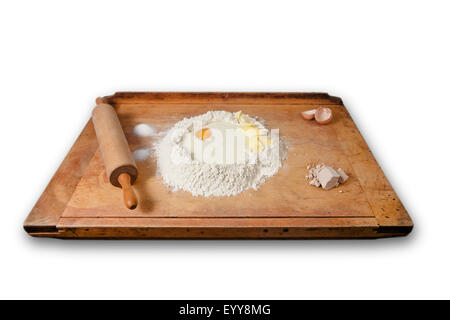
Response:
[24, 92, 413, 239]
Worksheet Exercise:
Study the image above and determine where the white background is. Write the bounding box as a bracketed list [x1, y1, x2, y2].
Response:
[0, 0, 448, 299]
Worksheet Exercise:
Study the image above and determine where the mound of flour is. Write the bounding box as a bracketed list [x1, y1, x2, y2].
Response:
[155, 111, 286, 197]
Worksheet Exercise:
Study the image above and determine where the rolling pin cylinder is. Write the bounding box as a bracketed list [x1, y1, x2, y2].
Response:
[92, 103, 138, 187]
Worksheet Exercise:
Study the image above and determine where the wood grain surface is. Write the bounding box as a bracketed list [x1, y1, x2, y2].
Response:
[24, 92, 413, 239]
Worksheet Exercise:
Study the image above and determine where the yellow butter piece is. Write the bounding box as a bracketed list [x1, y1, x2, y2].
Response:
[248, 137, 260, 153]
[235, 111, 242, 122]
[259, 136, 271, 146]
[248, 135, 272, 153]
[235, 111, 272, 153]
[240, 123, 267, 135]
[239, 121, 254, 128]
[242, 127, 259, 137]
[258, 136, 271, 152]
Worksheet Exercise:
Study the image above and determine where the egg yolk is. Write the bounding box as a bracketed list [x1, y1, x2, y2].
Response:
[195, 128, 212, 140]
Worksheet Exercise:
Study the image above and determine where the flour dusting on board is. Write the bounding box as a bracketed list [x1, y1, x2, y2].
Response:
[154, 110, 287, 197]
[133, 123, 157, 137]
[132, 148, 151, 161]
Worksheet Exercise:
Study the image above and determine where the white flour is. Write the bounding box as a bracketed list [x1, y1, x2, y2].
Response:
[133, 148, 151, 162]
[155, 111, 286, 197]
[133, 123, 157, 137]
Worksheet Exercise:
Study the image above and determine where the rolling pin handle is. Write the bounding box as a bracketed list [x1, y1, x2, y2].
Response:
[95, 97, 105, 105]
[118, 173, 138, 210]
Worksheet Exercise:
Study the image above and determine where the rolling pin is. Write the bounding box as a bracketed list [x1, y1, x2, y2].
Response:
[92, 100, 138, 210]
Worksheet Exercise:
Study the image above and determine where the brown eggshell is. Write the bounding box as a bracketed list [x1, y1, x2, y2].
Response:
[315, 107, 333, 125]
[301, 109, 317, 120]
